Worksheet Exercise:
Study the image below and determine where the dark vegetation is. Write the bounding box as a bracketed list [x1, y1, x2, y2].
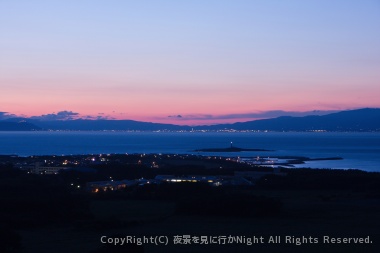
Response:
[1, 155, 380, 252]
[175, 187, 282, 217]
[0, 164, 90, 252]
[256, 168, 380, 192]
[89, 242, 144, 253]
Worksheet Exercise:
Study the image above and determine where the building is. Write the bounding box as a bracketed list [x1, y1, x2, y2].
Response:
[86, 179, 138, 193]
[20, 162, 69, 175]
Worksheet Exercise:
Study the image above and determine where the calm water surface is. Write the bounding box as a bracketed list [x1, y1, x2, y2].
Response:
[0, 131, 379, 172]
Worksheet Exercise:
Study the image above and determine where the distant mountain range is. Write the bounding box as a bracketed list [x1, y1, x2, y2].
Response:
[0, 121, 41, 131]
[196, 108, 380, 131]
[1, 108, 380, 131]
[0, 119, 184, 131]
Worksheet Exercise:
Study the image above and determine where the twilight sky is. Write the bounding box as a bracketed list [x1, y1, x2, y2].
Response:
[1, 0, 379, 125]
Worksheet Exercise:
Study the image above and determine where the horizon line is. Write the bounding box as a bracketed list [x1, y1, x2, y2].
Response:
[1, 107, 379, 126]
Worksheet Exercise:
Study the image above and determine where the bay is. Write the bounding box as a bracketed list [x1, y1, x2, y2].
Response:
[0, 131, 379, 172]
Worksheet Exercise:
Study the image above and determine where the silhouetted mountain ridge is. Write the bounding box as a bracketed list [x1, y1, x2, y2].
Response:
[0, 121, 41, 131]
[4, 118, 189, 131]
[1, 108, 379, 131]
[197, 108, 380, 131]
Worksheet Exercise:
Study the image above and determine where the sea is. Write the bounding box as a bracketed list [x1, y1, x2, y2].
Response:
[0, 131, 379, 172]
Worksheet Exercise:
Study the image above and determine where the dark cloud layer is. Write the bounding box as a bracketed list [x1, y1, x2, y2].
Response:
[29, 111, 115, 121]
[30, 111, 80, 121]
[0, 112, 17, 120]
[0, 110, 115, 121]
[170, 110, 340, 121]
